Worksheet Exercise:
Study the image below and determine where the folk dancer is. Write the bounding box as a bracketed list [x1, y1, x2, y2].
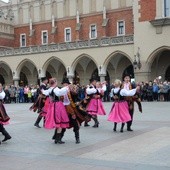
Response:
[30, 77, 48, 128]
[108, 79, 138, 132]
[42, 78, 70, 144]
[86, 78, 107, 128]
[59, 78, 91, 144]
[122, 73, 142, 131]
[0, 83, 11, 143]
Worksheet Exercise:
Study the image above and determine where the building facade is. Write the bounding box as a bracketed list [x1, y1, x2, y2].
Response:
[0, 0, 170, 86]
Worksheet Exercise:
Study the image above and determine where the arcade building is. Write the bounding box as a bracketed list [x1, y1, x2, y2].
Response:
[0, 0, 170, 86]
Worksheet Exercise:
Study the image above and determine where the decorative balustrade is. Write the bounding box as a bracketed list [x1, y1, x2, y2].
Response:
[0, 35, 133, 57]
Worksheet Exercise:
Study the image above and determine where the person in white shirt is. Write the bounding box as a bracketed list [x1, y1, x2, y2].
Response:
[86, 78, 107, 128]
[42, 78, 70, 144]
[0, 83, 11, 143]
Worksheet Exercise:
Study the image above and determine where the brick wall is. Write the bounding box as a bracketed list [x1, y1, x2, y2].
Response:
[139, 0, 156, 22]
[12, 8, 133, 47]
[0, 37, 14, 48]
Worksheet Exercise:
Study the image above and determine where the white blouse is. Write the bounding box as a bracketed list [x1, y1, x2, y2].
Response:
[42, 86, 68, 97]
[0, 90, 5, 100]
[120, 88, 137, 96]
[86, 85, 97, 95]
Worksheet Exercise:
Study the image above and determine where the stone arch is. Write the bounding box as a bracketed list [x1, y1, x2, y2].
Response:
[16, 59, 38, 85]
[43, 56, 67, 85]
[104, 51, 133, 82]
[72, 53, 98, 71]
[104, 50, 133, 67]
[71, 53, 98, 85]
[147, 46, 170, 81]
[0, 61, 13, 85]
[146, 46, 170, 67]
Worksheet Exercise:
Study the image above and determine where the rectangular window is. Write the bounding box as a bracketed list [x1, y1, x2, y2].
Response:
[90, 25, 97, 39]
[64, 28, 71, 42]
[41, 31, 48, 45]
[164, 0, 170, 17]
[117, 21, 125, 36]
[20, 34, 26, 47]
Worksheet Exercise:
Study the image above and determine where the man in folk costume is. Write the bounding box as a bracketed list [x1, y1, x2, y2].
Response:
[0, 83, 11, 143]
[86, 78, 107, 128]
[30, 77, 48, 128]
[59, 78, 88, 144]
[122, 73, 142, 131]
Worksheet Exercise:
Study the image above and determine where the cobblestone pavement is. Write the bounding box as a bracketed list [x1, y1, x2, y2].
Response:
[0, 102, 170, 170]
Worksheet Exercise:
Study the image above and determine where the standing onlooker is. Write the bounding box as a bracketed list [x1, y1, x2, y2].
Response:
[147, 81, 153, 101]
[19, 86, 24, 103]
[9, 85, 16, 103]
[27, 87, 32, 103]
[31, 85, 37, 103]
[24, 85, 29, 103]
[162, 81, 169, 101]
[152, 81, 159, 101]
[15, 86, 20, 103]
[4, 85, 10, 103]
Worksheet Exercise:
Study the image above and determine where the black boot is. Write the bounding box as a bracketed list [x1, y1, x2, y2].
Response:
[92, 117, 99, 128]
[55, 133, 65, 144]
[61, 128, 66, 140]
[2, 128, 11, 142]
[75, 130, 80, 144]
[120, 123, 125, 133]
[113, 123, 117, 132]
[84, 122, 90, 127]
[52, 129, 57, 140]
[127, 128, 133, 131]
[34, 115, 42, 128]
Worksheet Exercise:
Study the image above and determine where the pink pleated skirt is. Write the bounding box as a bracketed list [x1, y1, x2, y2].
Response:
[108, 101, 131, 123]
[87, 98, 106, 116]
[45, 101, 69, 129]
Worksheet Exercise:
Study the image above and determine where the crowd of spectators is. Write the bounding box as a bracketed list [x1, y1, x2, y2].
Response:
[137, 80, 170, 101]
[2, 78, 170, 104]
[3, 85, 40, 104]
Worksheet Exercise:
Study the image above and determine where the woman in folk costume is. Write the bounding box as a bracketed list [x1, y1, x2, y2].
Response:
[122, 73, 142, 131]
[42, 78, 70, 144]
[108, 79, 138, 132]
[0, 83, 11, 143]
[86, 78, 107, 128]
[30, 77, 48, 128]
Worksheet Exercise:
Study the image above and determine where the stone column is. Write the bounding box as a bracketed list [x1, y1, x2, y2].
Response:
[67, 75, 74, 84]
[13, 77, 20, 87]
[99, 75, 106, 82]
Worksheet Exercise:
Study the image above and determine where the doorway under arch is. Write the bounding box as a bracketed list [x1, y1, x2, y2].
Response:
[0, 75, 5, 85]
